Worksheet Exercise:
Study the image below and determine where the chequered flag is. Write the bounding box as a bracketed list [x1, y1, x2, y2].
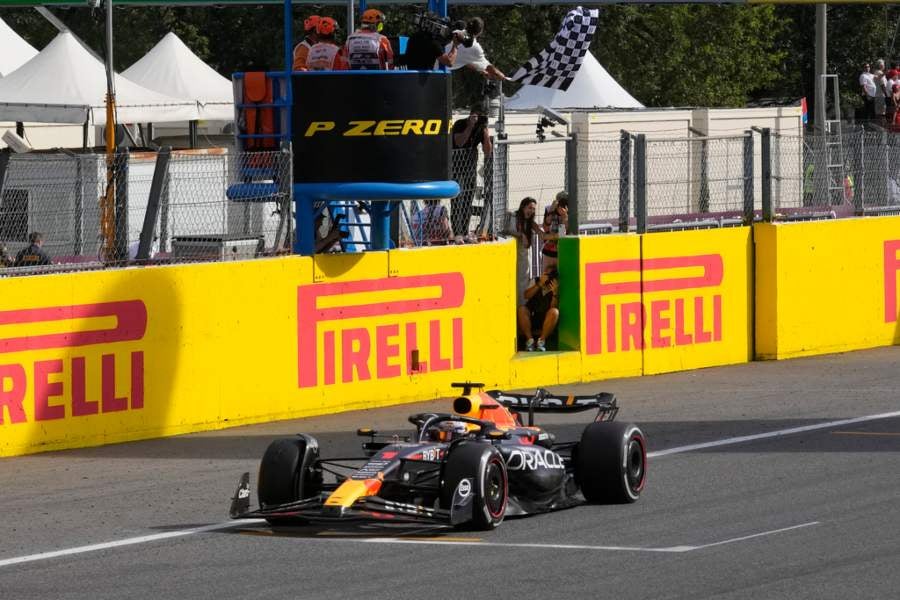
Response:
[510, 6, 599, 92]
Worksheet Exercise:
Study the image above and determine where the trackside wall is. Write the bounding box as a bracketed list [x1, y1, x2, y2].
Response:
[754, 217, 900, 359]
[575, 227, 753, 379]
[0, 243, 523, 457]
[3, 217, 900, 456]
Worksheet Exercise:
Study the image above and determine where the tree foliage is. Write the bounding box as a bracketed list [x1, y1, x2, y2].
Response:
[3, 4, 900, 113]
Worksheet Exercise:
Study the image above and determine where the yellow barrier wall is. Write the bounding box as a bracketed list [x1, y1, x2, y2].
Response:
[14, 215, 900, 457]
[579, 228, 753, 377]
[641, 228, 753, 374]
[0, 243, 522, 456]
[579, 234, 644, 380]
[755, 217, 900, 359]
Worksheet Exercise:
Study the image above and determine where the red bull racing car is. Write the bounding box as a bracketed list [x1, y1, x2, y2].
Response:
[230, 383, 647, 530]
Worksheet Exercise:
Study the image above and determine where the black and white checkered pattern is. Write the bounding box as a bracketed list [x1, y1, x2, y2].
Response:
[510, 7, 599, 92]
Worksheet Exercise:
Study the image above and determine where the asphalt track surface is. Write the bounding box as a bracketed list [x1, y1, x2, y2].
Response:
[2, 347, 900, 600]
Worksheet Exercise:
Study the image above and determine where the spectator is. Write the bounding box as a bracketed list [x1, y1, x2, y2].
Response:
[450, 105, 492, 237]
[403, 20, 463, 70]
[888, 78, 900, 125]
[860, 62, 876, 120]
[891, 83, 900, 130]
[292, 15, 320, 71]
[514, 197, 542, 307]
[541, 191, 569, 269]
[345, 9, 394, 70]
[0, 243, 13, 267]
[518, 264, 560, 352]
[445, 17, 508, 82]
[874, 69, 888, 121]
[411, 199, 452, 245]
[15, 231, 52, 267]
[315, 212, 349, 253]
[307, 17, 348, 71]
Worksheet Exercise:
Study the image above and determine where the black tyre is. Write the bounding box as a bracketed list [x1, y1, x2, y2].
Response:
[257, 435, 321, 524]
[440, 442, 508, 530]
[575, 422, 646, 504]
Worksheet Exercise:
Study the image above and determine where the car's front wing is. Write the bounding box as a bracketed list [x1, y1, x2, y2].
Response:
[229, 472, 472, 526]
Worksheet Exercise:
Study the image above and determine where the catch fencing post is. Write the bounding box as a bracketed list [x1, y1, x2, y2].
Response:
[136, 146, 171, 262]
[634, 134, 647, 234]
[619, 130, 631, 232]
[759, 128, 772, 222]
[0, 154, 8, 214]
[566, 132, 579, 233]
[743, 131, 754, 225]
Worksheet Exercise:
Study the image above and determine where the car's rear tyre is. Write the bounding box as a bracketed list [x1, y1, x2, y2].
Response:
[575, 422, 646, 504]
[257, 435, 321, 524]
[440, 442, 508, 530]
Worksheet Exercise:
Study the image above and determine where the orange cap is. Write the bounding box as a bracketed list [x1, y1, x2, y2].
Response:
[361, 8, 385, 31]
[303, 15, 320, 32]
[316, 16, 338, 37]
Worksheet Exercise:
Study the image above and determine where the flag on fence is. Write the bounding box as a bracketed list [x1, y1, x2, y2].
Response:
[510, 6, 600, 92]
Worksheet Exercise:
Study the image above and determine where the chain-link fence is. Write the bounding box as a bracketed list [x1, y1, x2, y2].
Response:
[9, 122, 900, 275]
[0, 149, 292, 275]
[396, 147, 495, 248]
[787, 128, 900, 215]
[581, 137, 623, 224]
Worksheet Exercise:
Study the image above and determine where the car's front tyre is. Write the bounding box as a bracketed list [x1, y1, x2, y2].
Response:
[257, 434, 322, 524]
[440, 442, 508, 530]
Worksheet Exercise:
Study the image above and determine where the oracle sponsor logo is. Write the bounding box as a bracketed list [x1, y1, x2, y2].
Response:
[0, 300, 147, 425]
[297, 273, 465, 388]
[883, 240, 900, 323]
[505, 447, 565, 471]
[585, 255, 724, 355]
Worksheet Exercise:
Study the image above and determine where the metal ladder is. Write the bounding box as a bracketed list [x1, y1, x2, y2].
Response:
[821, 74, 846, 205]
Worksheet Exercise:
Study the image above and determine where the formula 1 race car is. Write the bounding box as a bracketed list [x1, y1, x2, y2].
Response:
[229, 383, 647, 530]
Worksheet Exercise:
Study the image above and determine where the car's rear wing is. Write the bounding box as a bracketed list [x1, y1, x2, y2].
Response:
[485, 389, 618, 426]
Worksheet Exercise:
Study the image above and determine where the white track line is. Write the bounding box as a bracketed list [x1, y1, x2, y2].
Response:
[357, 521, 819, 553]
[0, 520, 266, 568]
[2, 410, 898, 568]
[648, 410, 900, 458]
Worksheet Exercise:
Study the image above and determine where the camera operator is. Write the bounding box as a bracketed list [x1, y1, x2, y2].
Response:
[445, 17, 509, 82]
[451, 105, 492, 238]
[404, 17, 465, 70]
[541, 191, 569, 269]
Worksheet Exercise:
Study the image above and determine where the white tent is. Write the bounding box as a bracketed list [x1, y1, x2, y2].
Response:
[0, 17, 38, 78]
[122, 32, 233, 121]
[505, 52, 643, 110]
[0, 32, 200, 125]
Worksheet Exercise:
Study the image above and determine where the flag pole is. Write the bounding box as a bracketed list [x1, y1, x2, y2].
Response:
[102, 0, 117, 262]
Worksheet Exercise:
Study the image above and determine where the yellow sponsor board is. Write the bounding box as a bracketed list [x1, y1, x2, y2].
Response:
[578, 229, 752, 377]
[755, 217, 900, 359]
[641, 228, 753, 374]
[300, 243, 518, 405]
[578, 234, 644, 380]
[0, 243, 519, 456]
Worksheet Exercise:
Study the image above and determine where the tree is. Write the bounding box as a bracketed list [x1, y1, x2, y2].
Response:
[595, 5, 786, 108]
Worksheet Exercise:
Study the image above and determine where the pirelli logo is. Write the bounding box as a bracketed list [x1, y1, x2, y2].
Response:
[297, 273, 465, 388]
[303, 119, 450, 138]
[0, 301, 147, 425]
[884, 240, 900, 323]
[585, 255, 724, 355]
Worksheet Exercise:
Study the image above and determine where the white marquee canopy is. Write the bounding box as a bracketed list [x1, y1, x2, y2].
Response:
[122, 32, 234, 121]
[505, 52, 643, 110]
[0, 32, 200, 125]
[0, 17, 38, 78]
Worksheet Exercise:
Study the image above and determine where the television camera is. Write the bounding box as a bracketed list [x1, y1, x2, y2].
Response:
[412, 12, 474, 47]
